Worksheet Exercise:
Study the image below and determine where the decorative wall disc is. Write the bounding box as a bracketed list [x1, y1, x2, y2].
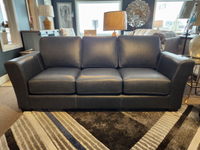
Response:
[126, 0, 150, 28]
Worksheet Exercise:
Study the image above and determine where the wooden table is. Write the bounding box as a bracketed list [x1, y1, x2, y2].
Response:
[185, 57, 200, 103]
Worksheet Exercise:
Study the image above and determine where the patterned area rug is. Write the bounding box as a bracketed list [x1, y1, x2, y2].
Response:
[0, 105, 200, 150]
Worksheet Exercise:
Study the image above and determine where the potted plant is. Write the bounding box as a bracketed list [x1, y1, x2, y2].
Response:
[1, 21, 8, 44]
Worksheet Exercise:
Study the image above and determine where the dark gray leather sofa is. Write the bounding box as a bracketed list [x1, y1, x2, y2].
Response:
[4, 36, 194, 111]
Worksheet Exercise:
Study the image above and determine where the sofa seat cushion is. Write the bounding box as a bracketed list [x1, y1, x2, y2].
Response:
[76, 68, 122, 94]
[29, 68, 81, 94]
[119, 68, 171, 95]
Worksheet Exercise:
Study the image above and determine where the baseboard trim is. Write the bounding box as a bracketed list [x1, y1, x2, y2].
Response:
[0, 74, 9, 86]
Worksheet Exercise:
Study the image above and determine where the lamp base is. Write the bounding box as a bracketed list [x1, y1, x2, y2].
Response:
[43, 18, 52, 30]
[112, 31, 118, 37]
[189, 34, 200, 58]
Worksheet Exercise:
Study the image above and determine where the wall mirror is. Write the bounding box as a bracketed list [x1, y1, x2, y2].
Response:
[0, 0, 22, 52]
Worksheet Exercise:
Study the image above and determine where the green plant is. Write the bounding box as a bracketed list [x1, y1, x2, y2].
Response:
[1, 21, 8, 32]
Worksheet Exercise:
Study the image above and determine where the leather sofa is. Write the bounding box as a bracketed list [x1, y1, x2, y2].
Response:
[4, 36, 194, 111]
[124, 29, 181, 54]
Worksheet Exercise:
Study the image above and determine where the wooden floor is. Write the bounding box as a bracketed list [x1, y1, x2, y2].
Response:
[1, 80, 12, 87]
[0, 84, 22, 137]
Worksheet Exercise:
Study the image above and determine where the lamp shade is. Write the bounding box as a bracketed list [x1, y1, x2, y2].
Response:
[38, 5, 54, 17]
[153, 20, 163, 28]
[104, 11, 127, 31]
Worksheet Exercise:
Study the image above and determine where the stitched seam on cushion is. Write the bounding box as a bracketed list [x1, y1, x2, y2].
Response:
[120, 95, 122, 108]
[35, 53, 44, 71]
[30, 91, 75, 94]
[171, 60, 191, 82]
[75, 95, 77, 109]
[30, 80, 74, 82]
[121, 65, 157, 69]
[77, 91, 122, 94]
[156, 52, 163, 71]
[14, 62, 30, 104]
[125, 91, 169, 94]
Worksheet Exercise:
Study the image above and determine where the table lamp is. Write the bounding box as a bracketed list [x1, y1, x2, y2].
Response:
[38, 5, 54, 30]
[153, 20, 163, 30]
[104, 11, 127, 37]
[189, 3, 200, 58]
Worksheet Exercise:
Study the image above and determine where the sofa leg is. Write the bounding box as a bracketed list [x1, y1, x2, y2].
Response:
[21, 108, 31, 112]
[168, 108, 179, 111]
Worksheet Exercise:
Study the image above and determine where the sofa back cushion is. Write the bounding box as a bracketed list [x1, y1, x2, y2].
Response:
[118, 36, 160, 68]
[40, 37, 82, 68]
[82, 36, 118, 68]
[153, 31, 176, 40]
[134, 29, 148, 35]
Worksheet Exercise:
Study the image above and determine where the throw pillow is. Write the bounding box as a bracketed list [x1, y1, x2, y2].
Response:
[60, 28, 76, 36]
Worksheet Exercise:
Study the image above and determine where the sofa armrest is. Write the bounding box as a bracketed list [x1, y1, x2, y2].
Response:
[157, 52, 195, 110]
[4, 51, 44, 110]
[161, 37, 180, 54]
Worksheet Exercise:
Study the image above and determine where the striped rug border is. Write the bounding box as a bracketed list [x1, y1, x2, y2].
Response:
[44, 110, 86, 150]
[0, 105, 199, 150]
[5, 129, 19, 150]
[32, 110, 76, 150]
[131, 105, 192, 150]
[51, 110, 109, 150]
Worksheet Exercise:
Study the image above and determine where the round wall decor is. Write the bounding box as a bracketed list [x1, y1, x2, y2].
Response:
[126, 0, 150, 28]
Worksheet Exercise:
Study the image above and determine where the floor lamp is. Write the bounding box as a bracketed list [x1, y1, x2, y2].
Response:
[179, 2, 198, 56]
[189, 4, 200, 58]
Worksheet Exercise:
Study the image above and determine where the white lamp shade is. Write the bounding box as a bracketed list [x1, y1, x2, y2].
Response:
[153, 20, 163, 28]
[38, 5, 54, 17]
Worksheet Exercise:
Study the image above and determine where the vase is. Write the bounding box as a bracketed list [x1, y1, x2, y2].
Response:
[1, 32, 8, 44]
[189, 35, 200, 58]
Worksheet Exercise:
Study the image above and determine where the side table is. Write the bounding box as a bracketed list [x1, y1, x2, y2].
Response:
[20, 49, 35, 56]
[185, 57, 200, 103]
[21, 30, 60, 51]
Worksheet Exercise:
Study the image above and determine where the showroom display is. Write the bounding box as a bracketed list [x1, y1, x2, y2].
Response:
[4, 36, 194, 111]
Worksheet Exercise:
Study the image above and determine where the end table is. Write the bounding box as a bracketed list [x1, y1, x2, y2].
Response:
[185, 57, 200, 103]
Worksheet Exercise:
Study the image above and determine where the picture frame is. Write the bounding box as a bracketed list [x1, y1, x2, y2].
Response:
[57, 3, 73, 28]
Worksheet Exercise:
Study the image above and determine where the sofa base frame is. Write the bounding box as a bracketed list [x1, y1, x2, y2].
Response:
[27, 94, 172, 110]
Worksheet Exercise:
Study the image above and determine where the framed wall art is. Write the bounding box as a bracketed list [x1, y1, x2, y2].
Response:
[57, 2, 73, 28]
[126, 0, 150, 28]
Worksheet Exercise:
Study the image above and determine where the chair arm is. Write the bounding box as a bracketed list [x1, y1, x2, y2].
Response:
[162, 37, 180, 54]
[157, 52, 195, 110]
[4, 51, 44, 110]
